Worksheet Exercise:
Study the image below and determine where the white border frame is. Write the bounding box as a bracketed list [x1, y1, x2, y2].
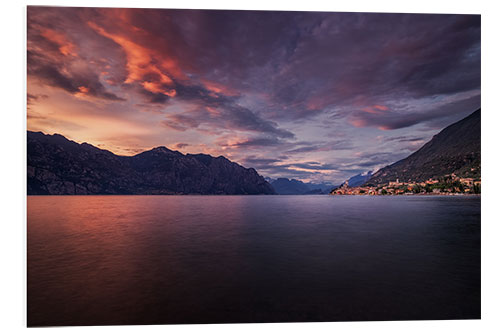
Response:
[2, 1, 499, 332]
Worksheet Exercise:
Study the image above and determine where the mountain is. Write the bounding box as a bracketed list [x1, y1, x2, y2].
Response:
[27, 131, 275, 195]
[305, 182, 338, 194]
[366, 109, 481, 185]
[270, 178, 311, 195]
[342, 171, 373, 187]
[269, 178, 336, 195]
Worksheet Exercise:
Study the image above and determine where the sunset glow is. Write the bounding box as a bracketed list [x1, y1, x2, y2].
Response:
[27, 7, 480, 183]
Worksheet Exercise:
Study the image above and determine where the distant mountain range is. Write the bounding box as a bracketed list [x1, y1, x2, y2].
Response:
[342, 171, 373, 188]
[28, 109, 480, 195]
[268, 177, 337, 195]
[366, 109, 480, 185]
[27, 131, 275, 195]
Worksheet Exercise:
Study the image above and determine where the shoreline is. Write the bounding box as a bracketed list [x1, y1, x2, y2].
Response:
[329, 193, 481, 196]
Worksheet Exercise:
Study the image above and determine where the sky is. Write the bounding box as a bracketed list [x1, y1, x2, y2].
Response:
[27, 7, 481, 184]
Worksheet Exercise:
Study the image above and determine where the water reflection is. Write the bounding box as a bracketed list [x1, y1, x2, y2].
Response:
[28, 195, 480, 326]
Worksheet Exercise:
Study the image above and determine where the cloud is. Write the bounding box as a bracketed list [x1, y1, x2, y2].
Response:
[27, 14, 125, 102]
[285, 140, 352, 154]
[288, 162, 337, 171]
[218, 136, 284, 148]
[26, 7, 481, 184]
[162, 103, 295, 139]
[241, 157, 283, 166]
[336, 151, 410, 174]
[238, 154, 341, 181]
[28, 60, 125, 101]
[174, 142, 189, 149]
[161, 113, 201, 131]
[384, 136, 425, 143]
[29, 8, 480, 128]
[40, 28, 78, 57]
[27, 93, 48, 105]
[87, 20, 180, 99]
[349, 94, 480, 130]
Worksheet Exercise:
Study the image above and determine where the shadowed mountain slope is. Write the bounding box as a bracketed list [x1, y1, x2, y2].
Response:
[366, 109, 480, 185]
[27, 131, 275, 195]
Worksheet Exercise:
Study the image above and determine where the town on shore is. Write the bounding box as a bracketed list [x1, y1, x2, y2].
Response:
[330, 173, 481, 196]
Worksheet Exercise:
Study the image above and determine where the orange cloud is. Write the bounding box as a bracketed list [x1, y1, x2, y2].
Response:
[201, 79, 239, 97]
[304, 93, 333, 110]
[377, 125, 392, 131]
[78, 86, 89, 93]
[87, 21, 186, 97]
[361, 104, 389, 114]
[374, 104, 389, 111]
[40, 29, 77, 57]
[141, 81, 177, 96]
[349, 118, 367, 128]
[74, 86, 90, 98]
[205, 106, 221, 116]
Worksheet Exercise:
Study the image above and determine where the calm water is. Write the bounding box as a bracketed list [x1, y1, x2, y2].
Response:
[27, 195, 480, 326]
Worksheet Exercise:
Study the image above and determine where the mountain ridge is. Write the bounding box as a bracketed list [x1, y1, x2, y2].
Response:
[366, 109, 481, 185]
[269, 177, 336, 195]
[27, 131, 275, 195]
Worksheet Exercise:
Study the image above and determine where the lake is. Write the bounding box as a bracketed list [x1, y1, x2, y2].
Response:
[27, 195, 480, 326]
